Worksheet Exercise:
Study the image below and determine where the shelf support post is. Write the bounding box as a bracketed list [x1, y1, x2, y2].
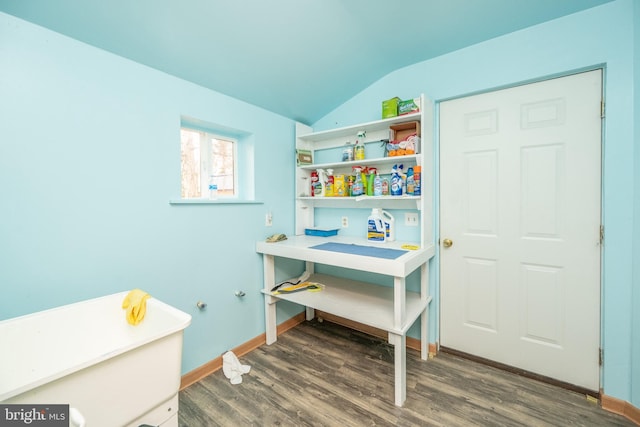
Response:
[263, 254, 277, 345]
[420, 262, 429, 360]
[393, 276, 406, 330]
[304, 261, 316, 321]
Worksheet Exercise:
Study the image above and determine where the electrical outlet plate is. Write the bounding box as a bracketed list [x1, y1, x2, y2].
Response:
[405, 212, 419, 226]
[265, 212, 273, 227]
[341, 216, 349, 228]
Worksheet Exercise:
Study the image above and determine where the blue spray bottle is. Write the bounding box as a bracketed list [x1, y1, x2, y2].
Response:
[352, 167, 364, 196]
[390, 165, 403, 196]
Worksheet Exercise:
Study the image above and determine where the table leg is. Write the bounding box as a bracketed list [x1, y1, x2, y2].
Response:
[263, 254, 277, 345]
[420, 262, 428, 360]
[389, 333, 406, 406]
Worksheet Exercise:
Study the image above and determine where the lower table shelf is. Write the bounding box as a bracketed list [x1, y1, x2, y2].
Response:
[262, 273, 431, 335]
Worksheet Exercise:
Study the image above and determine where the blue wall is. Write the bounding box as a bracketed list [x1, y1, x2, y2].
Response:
[0, 12, 302, 374]
[1, 0, 638, 409]
[314, 0, 638, 407]
[632, 0, 640, 409]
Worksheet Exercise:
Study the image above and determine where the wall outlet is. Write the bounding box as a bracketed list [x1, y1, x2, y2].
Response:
[265, 212, 273, 227]
[405, 212, 419, 226]
[341, 216, 349, 228]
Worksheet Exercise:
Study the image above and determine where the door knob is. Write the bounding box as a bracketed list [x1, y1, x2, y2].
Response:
[442, 238, 453, 248]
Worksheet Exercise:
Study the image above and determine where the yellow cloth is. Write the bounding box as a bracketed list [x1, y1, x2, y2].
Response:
[121, 289, 151, 325]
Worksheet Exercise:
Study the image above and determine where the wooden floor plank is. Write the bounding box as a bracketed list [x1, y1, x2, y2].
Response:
[179, 320, 636, 426]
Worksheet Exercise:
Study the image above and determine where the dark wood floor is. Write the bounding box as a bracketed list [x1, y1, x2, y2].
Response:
[179, 320, 635, 426]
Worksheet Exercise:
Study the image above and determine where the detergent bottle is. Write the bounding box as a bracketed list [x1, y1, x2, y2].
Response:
[406, 167, 415, 196]
[310, 170, 319, 196]
[367, 167, 377, 196]
[413, 165, 422, 196]
[355, 130, 366, 160]
[352, 167, 364, 196]
[315, 169, 327, 197]
[367, 208, 386, 243]
[398, 164, 407, 194]
[390, 165, 403, 196]
[373, 170, 383, 196]
[381, 210, 395, 242]
[325, 169, 334, 197]
[361, 167, 368, 195]
[335, 174, 346, 197]
[381, 177, 390, 195]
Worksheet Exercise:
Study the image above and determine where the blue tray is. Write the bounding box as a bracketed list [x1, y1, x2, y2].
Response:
[304, 228, 339, 237]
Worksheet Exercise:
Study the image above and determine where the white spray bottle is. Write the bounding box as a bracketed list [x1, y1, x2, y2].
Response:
[316, 169, 327, 197]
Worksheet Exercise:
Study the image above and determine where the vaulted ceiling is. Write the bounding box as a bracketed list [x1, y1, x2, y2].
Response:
[0, 0, 614, 124]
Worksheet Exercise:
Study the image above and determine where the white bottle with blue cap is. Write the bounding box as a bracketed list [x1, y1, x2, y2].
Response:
[367, 208, 386, 243]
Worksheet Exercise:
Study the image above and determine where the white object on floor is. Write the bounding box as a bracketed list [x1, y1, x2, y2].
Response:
[69, 407, 86, 427]
[222, 351, 251, 385]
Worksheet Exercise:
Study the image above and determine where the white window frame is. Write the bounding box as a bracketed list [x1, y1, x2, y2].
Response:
[175, 116, 256, 205]
[180, 127, 238, 200]
[200, 131, 238, 199]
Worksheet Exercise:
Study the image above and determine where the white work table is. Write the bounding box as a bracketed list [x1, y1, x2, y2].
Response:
[256, 235, 435, 406]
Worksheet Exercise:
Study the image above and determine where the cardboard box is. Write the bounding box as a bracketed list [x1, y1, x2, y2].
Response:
[398, 97, 421, 115]
[382, 97, 400, 119]
[387, 121, 421, 156]
[296, 149, 313, 166]
[390, 121, 420, 142]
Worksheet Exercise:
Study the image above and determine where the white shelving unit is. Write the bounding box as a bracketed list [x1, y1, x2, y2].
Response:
[256, 95, 434, 407]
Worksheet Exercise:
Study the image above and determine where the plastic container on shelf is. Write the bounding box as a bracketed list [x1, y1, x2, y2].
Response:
[325, 169, 334, 197]
[310, 170, 319, 197]
[406, 167, 415, 195]
[390, 165, 403, 196]
[355, 130, 366, 160]
[342, 142, 354, 162]
[352, 167, 364, 196]
[367, 209, 386, 243]
[335, 174, 346, 197]
[304, 228, 339, 237]
[381, 210, 395, 241]
[367, 167, 377, 196]
[373, 171, 383, 196]
[413, 165, 421, 196]
[315, 169, 327, 196]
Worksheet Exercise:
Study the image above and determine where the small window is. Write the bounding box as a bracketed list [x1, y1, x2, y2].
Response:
[180, 128, 237, 199]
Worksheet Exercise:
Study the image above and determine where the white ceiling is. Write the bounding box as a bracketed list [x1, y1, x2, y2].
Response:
[0, 0, 613, 124]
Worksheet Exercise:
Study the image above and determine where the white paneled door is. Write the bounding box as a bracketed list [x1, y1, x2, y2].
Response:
[439, 70, 602, 391]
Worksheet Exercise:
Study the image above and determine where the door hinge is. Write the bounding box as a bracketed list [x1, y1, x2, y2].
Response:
[601, 100, 605, 118]
[599, 348, 603, 366]
[599, 225, 605, 246]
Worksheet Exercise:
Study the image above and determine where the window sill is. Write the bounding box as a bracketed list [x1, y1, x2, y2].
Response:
[169, 199, 263, 205]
